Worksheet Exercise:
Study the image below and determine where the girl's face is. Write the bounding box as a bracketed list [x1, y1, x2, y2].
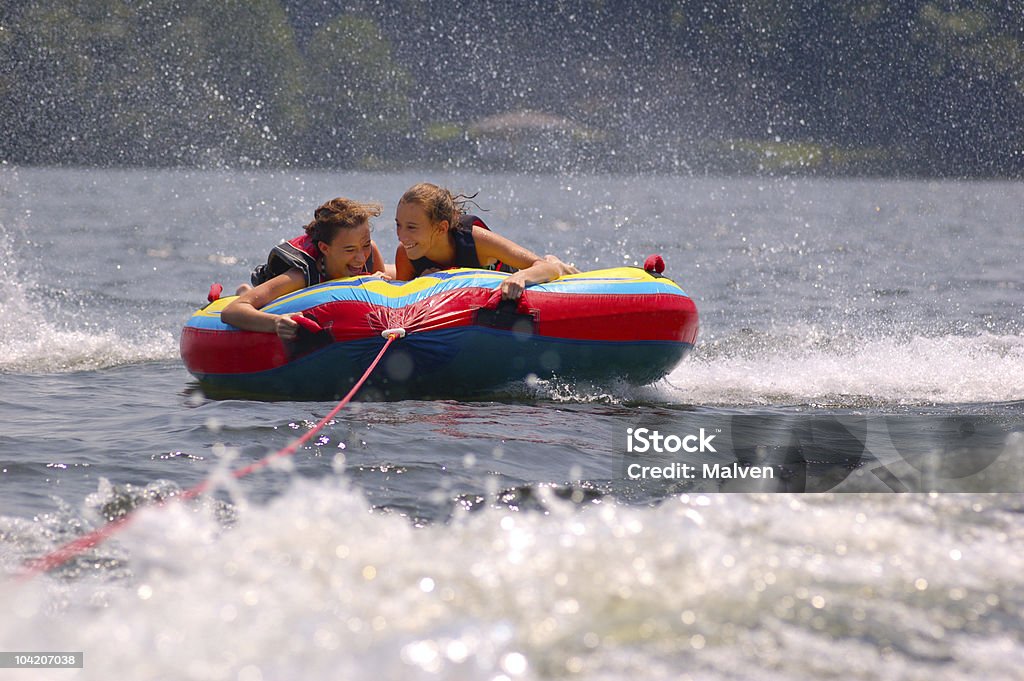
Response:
[395, 201, 446, 260]
[319, 222, 372, 279]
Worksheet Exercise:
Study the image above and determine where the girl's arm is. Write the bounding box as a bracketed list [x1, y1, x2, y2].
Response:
[394, 246, 417, 281]
[543, 254, 580, 276]
[221, 269, 307, 340]
[472, 227, 563, 300]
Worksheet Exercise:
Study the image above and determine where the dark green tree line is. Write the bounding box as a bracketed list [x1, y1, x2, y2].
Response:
[1, 1, 1021, 175]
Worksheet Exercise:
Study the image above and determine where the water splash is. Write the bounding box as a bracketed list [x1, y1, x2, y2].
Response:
[2, 477, 1023, 680]
[659, 331, 1024, 407]
[0, 231, 176, 373]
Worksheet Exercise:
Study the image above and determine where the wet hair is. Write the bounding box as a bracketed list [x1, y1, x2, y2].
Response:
[304, 197, 382, 246]
[399, 183, 480, 233]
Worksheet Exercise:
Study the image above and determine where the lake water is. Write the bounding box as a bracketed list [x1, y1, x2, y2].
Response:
[1, 166, 1022, 680]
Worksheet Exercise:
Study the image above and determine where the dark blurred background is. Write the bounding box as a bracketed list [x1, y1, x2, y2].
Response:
[2, 0, 1021, 175]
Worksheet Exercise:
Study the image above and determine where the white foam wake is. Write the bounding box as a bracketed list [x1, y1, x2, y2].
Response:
[660, 331, 1024, 406]
[0, 234, 177, 373]
[2, 477, 1023, 680]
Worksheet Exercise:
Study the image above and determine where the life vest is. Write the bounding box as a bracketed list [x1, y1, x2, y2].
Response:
[410, 214, 516, 276]
[251, 234, 375, 287]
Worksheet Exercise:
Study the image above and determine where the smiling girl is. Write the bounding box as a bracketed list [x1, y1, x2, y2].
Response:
[222, 198, 388, 340]
[394, 183, 577, 299]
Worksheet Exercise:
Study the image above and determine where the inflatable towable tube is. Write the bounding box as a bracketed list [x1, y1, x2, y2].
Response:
[180, 266, 699, 400]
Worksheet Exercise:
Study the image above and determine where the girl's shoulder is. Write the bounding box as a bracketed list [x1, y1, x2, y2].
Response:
[461, 214, 490, 231]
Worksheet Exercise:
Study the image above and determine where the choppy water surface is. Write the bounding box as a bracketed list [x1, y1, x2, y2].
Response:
[0, 167, 1022, 680]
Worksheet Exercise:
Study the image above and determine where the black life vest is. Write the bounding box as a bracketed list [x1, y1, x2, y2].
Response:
[410, 214, 516, 276]
[251, 234, 374, 287]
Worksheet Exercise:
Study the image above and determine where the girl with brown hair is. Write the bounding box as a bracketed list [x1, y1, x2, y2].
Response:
[394, 182, 577, 299]
[223, 197, 389, 340]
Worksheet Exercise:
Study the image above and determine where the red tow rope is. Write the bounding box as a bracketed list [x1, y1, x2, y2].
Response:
[18, 331, 404, 580]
